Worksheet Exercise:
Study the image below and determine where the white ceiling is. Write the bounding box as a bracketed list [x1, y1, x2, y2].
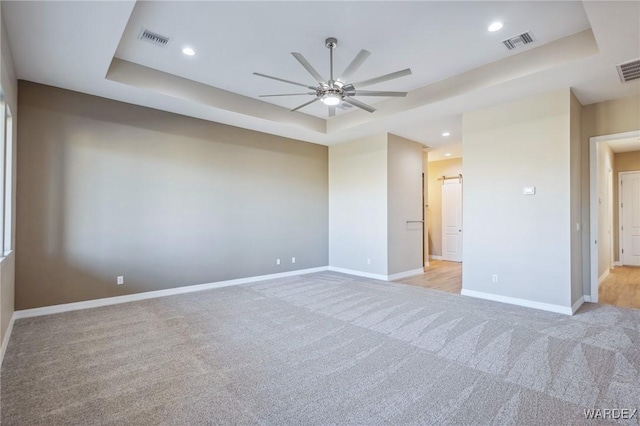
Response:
[606, 137, 640, 153]
[3, 1, 640, 150]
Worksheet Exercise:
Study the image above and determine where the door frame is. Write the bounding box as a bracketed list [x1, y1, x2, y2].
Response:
[589, 130, 640, 302]
[619, 170, 640, 266]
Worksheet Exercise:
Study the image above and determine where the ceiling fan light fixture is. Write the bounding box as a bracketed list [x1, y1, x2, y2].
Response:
[322, 93, 341, 106]
[254, 37, 411, 116]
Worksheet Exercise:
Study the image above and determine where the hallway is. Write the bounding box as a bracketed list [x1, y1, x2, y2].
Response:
[599, 266, 640, 309]
[396, 260, 462, 294]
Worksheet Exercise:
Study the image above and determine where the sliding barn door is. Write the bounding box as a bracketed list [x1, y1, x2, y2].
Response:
[442, 179, 462, 262]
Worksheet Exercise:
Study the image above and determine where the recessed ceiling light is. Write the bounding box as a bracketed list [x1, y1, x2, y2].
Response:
[182, 47, 196, 56]
[488, 22, 503, 32]
[442, 132, 451, 137]
[444, 153, 452, 157]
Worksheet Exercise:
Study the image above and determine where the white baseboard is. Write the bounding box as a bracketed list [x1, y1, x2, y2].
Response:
[429, 255, 443, 260]
[584, 295, 593, 303]
[388, 268, 425, 281]
[598, 269, 610, 284]
[460, 289, 574, 315]
[571, 296, 584, 314]
[0, 314, 15, 367]
[13, 266, 329, 320]
[613, 261, 622, 267]
[327, 266, 424, 282]
[327, 266, 388, 281]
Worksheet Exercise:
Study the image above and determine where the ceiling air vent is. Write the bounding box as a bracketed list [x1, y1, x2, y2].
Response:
[138, 29, 171, 47]
[502, 32, 535, 50]
[616, 58, 640, 83]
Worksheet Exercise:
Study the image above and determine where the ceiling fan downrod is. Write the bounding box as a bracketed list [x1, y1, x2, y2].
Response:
[325, 37, 337, 87]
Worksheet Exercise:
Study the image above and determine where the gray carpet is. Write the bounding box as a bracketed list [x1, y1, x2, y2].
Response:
[2, 272, 640, 425]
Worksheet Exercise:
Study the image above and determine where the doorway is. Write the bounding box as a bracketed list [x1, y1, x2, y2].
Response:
[590, 130, 640, 305]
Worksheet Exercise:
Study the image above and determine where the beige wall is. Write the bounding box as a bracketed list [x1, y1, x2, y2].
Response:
[581, 94, 640, 296]
[387, 134, 423, 275]
[613, 150, 640, 261]
[426, 158, 462, 257]
[329, 133, 423, 277]
[0, 5, 18, 355]
[329, 134, 388, 275]
[463, 89, 573, 308]
[570, 92, 583, 304]
[17, 82, 329, 310]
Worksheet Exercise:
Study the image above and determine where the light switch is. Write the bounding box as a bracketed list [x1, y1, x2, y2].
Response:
[523, 187, 536, 195]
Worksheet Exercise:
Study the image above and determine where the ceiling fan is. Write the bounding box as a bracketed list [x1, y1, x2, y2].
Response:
[253, 37, 412, 117]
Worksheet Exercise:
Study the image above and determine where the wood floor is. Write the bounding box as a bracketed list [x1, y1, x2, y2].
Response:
[397, 262, 640, 310]
[397, 260, 462, 293]
[599, 266, 640, 309]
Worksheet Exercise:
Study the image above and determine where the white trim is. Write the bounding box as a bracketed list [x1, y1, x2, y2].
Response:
[13, 266, 329, 319]
[429, 255, 443, 260]
[327, 266, 425, 282]
[613, 261, 622, 267]
[598, 268, 610, 284]
[584, 295, 593, 303]
[590, 130, 640, 304]
[387, 268, 425, 281]
[0, 249, 14, 266]
[0, 314, 15, 367]
[461, 289, 574, 315]
[571, 296, 584, 314]
[327, 266, 388, 281]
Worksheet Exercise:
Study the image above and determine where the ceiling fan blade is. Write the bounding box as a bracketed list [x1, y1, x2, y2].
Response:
[290, 97, 320, 112]
[343, 97, 376, 113]
[338, 49, 371, 82]
[291, 52, 326, 83]
[259, 93, 316, 97]
[253, 72, 317, 90]
[354, 90, 407, 97]
[352, 68, 412, 88]
[328, 106, 336, 117]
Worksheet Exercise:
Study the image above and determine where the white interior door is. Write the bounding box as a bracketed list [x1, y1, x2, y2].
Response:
[442, 179, 462, 262]
[621, 171, 640, 266]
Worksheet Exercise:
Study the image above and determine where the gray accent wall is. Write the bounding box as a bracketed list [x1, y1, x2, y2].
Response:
[387, 134, 423, 275]
[16, 82, 328, 310]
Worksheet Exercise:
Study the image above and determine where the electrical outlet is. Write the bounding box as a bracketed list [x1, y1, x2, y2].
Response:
[276, 258, 280, 265]
[292, 257, 296, 264]
[367, 258, 371, 265]
[117, 276, 124, 285]
[492, 274, 498, 283]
